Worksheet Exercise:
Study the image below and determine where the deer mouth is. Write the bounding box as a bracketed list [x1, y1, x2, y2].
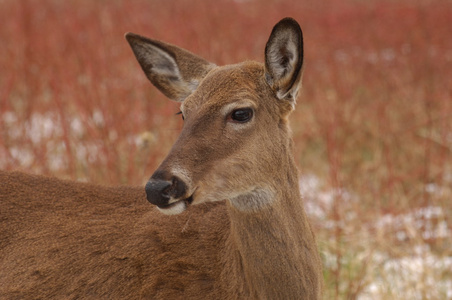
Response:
[156, 195, 194, 215]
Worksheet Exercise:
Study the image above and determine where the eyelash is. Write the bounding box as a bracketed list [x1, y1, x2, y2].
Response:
[176, 111, 184, 120]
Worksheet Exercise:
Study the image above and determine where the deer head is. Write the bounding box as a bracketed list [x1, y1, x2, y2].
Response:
[126, 17, 303, 215]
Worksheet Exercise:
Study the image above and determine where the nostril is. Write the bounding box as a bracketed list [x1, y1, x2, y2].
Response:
[170, 176, 187, 199]
[145, 180, 172, 205]
[145, 172, 189, 207]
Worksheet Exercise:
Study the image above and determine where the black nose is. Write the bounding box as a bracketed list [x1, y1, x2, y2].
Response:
[145, 172, 188, 207]
[145, 179, 172, 206]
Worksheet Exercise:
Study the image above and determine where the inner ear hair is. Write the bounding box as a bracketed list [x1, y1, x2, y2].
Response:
[264, 18, 303, 101]
[126, 33, 215, 102]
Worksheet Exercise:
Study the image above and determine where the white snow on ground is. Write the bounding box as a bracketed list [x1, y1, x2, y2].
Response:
[300, 173, 452, 299]
[374, 205, 450, 242]
[1, 111, 149, 171]
[359, 246, 452, 300]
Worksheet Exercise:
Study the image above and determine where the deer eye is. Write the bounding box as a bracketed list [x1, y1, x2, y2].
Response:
[229, 108, 253, 123]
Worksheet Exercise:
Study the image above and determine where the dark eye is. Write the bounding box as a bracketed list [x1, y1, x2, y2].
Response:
[229, 108, 253, 123]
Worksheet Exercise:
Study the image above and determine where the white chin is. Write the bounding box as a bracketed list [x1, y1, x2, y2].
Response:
[157, 201, 187, 215]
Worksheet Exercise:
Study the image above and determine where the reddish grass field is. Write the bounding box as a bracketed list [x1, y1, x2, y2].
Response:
[1, 0, 451, 298]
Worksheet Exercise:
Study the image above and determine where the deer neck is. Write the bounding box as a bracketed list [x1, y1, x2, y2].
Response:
[222, 163, 322, 299]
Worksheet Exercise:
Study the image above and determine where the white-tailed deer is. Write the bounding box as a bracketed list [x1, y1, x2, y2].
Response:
[0, 18, 322, 299]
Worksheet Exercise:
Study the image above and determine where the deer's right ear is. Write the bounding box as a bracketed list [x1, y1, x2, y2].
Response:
[125, 33, 215, 102]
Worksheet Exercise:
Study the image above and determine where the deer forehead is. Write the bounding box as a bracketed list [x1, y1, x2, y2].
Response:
[181, 61, 274, 116]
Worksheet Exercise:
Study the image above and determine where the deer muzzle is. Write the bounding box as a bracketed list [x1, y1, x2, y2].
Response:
[145, 172, 192, 213]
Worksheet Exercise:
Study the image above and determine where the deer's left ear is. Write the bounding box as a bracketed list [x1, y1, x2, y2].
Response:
[264, 18, 303, 102]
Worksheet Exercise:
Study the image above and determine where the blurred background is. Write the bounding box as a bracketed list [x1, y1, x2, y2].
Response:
[1, 0, 451, 298]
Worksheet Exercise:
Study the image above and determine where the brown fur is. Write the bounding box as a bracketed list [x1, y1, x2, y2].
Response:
[0, 18, 323, 299]
[0, 171, 228, 299]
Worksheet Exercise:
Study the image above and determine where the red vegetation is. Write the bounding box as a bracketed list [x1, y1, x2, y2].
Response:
[1, 1, 451, 297]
